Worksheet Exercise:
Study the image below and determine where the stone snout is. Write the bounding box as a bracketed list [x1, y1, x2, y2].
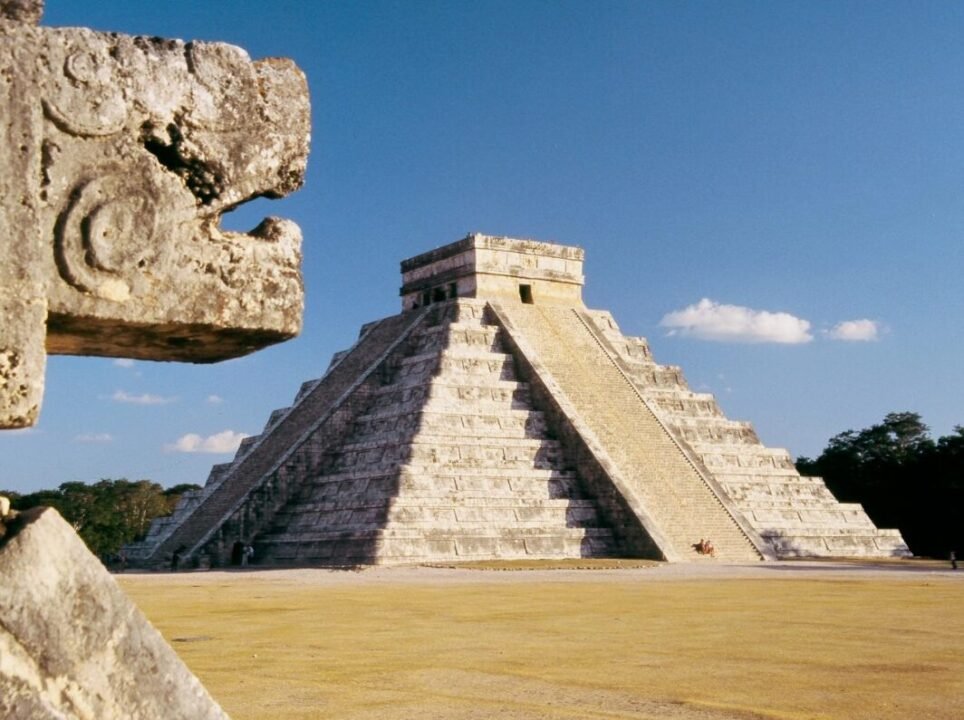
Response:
[0, 16, 311, 427]
[37, 31, 311, 361]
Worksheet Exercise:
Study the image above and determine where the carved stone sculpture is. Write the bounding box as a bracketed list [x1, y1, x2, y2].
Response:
[0, 0, 310, 428]
[1, 2, 310, 716]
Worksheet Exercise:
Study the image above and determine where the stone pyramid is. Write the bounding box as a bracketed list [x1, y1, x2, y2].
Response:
[129, 235, 910, 567]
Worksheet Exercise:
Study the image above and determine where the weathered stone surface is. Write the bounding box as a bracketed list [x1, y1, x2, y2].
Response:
[584, 309, 912, 558]
[0, 505, 229, 719]
[135, 235, 909, 565]
[130, 299, 622, 568]
[401, 233, 585, 310]
[0, 7, 310, 428]
[1, 3, 310, 714]
[0, 0, 42, 24]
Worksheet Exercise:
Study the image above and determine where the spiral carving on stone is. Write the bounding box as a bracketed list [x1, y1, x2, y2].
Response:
[53, 174, 159, 302]
[42, 48, 127, 138]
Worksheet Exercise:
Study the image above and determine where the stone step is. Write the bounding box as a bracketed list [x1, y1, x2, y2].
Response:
[648, 394, 725, 418]
[308, 466, 579, 485]
[264, 407, 291, 432]
[258, 526, 614, 553]
[294, 489, 585, 508]
[398, 347, 512, 366]
[669, 418, 760, 446]
[202, 462, 234, 489]
[317, 433, 567, 475]
[622, 365, 687, 389]
[351, 409, 547, 440]
[699, 449, 797, 471]
[277, 496, 597, 512]
[369, 378, 531, 403]
[498, 303, 763, 562]
[134, 309, 431, 566]
[275, 508, 606, 531]
[716, 470, 823, 483]
[763, 528, 912, 557]
[292, 378, 321, 403]
[323, 454, 563, 477]
[258, 531, 617, 565]
[409, 321, 501, 351]
[721, 481, 837, 496]
[356, 404, 538, 424]
[274, 502, 603, 528]
[762, 527, 906, 539]
[286, 487, 589, 512]
[233, 434, 260, 459]
[744, 506, 877, 529]
[260, 525, 614, 541]
[724, 497, 853, 511]
[366, 392, 534, 418]
[297, 469, 577, 489]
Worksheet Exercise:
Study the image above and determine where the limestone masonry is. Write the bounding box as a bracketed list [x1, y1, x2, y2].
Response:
[1, 1, 310, 716]
[0, 0, 310, 429]
[131, 234, 910, 566]
[0, 507, 228, 720]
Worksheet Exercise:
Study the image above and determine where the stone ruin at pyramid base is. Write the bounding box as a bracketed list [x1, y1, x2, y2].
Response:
[130, 234, 911, 568]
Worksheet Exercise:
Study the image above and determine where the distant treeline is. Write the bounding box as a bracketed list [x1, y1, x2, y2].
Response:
[1, 479, 199, 559]
[3, 413, 960, 561]
[796, 412, 963, 558]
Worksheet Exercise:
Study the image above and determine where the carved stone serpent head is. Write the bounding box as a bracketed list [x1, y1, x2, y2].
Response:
[0, 5, 310, 427]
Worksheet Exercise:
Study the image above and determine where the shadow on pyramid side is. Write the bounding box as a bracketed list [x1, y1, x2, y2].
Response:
[127, 234, 910, 568]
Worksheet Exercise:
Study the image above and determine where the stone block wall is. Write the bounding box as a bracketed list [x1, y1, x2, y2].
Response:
[582, 309, 911, 558]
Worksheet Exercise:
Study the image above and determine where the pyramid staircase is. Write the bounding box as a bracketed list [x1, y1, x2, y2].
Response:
[491, 303, 766, 562]
[582, 309, 910, 558]
[130, 234, 910, 566]
[255, 300, 617, 565]
[130, 300, 623, 567]
[126, 308, 434, 567]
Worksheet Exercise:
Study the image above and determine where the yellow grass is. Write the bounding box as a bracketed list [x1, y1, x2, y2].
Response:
[119, 567, 964, 720]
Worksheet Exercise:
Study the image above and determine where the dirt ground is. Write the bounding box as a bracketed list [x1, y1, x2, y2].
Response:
[118, 560, 964, 720]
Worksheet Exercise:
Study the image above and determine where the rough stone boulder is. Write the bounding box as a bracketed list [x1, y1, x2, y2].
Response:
[0, 1, 311, 428]
[0, 2, 311, 716]
[0, 505, 229, 719]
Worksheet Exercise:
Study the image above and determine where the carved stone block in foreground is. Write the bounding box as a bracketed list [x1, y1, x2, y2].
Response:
[0, 4, 310, 428]
[131, 234, 910, 568]
[0, 507, 228, 719]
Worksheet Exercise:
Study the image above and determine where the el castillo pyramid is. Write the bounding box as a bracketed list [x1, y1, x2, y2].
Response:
[128, 234, 910, 567]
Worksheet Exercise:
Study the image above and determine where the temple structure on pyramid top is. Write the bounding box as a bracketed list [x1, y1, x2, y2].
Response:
[128, 234, 910, 567]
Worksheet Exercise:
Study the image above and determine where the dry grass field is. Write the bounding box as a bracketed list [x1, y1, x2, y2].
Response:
[119, 562, 963, 720]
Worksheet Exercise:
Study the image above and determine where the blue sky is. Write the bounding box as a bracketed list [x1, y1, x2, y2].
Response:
[4, 1, 963, 493]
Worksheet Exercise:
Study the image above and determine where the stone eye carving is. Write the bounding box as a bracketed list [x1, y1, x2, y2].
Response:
[53, 173, 160, 302]
[42, 45, 127, 137]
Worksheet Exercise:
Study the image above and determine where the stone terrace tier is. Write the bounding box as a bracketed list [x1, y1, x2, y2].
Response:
[255, 300, 620, 565]
[491, 303, 766, 562]
[583, 309, 911, 559]
[131, 235, 910, 567]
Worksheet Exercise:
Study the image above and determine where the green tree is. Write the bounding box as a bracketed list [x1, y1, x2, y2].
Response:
[8, 479, 200, 560]
[797, 412, 963, 557]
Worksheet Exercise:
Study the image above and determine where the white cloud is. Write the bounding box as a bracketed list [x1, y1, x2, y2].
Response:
[660, 298, 813, 344]
[826, 319, 881, 342]
[113, 358, 135, 368]
[74, 433, 113, 443]
[110, 390, 175, 405]
[165, 430, 249, 454]
[206, 394, 224, 404]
